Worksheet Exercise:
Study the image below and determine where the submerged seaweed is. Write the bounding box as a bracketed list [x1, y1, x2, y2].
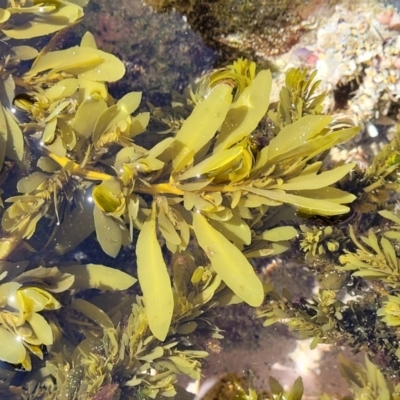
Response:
[2, 1, 400, 399]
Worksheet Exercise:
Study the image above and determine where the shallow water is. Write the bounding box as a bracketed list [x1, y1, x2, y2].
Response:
[0, 0, 398, 399]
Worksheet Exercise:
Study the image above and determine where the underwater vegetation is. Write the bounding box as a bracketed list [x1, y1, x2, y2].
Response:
[3, 1, 400, 399]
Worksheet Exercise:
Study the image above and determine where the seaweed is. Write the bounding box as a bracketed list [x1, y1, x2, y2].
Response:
[2, 1, 400, 399]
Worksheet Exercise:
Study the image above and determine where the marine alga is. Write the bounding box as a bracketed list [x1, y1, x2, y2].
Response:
[3, 2, 400, 399]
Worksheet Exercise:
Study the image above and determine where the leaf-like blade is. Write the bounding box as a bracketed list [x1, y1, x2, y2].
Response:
[261, 115, 332, 165]
[26, 47, 125, 82]
[0, 8, 10, 24]
[158, 208, 181, 245]
[214, 69, 272, 152]
[178, 146, 242, 180]
[173, 84, 232, 170]
[193, 212, 264, 306]
[3, 4, 83, 39]
[244, 187, 352, 216]
[255, 119, 358, 174]
[136, 202, 173, 341]
[338, 353, 364, 388]
[92, 105, 127, 144]
[71, 298, 113, 328]
[59, 264, 136, 291]
[93, 206, 122, 258]
[269, 376, 284, 395]
[80, 31, 97, 48]
[263, 226, 297, 241]
[0, 326, 26, 364]
[364, 354, 388, 392]
[4, 107, 23, 162]
[130, 112, 150, 137]
[0, 104, 7, 169]
[17, 172, 48, 193]
[53, 196, 95, 255]
[287, 377, 304, 400]
[117, 92, 141, 115]
[73, 97, 107, 138]
[209, 214, 251, 246]
[272, 162, 356, 191]
[26, 312, 53, 345]
[289, 187, 355, 204]
[379, 210, 400, 226]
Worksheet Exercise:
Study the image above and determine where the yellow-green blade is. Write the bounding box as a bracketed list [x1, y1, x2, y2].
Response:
[266, 115, 332, 160]
[178, 146, 242, 181]
[4, 107, 24, 162]
[379, 210, 400, 226]
[193, 212, 264, 307]
[214, 69, 272, 153]
[136, 203, 174, 341]
[173, 84, 232, 170]
[59, 264, 136, 291]
[0, 326, 26, 364]
[289, 187, 355, 204]
[26, 47, 125, 82]
[245, 187, 352, 216]
[0, 105, 7, 168]
[272, 162, 356, 191]
[71, 298, 113, 329]
[3, 4, 83, 39]
[26, 312, 53, 345]
[262, 226, 297, 241]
